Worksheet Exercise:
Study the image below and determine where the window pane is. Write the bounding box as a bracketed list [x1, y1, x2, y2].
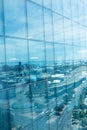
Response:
[65, 45, 74, 64]
[53, 14, 64, 43]
[6, 38, 28, 65]
[0, 38, 5, 69]
[44, 0, 51, 9]
[29, 41, 45, 65]
[29, 41, 45, 82]
[79, 25, 85, 46]
[30, 81, 49, 130]
[31, 0, 42, 5]
[64, 19, 72, 44]
[52, 0, 62, 15]
[4, 0, 26, 37]
[10, 85, 32, 129]
[0, 0, 3, 35]
[71, 0, 78, 21]
[27, 2, 44, 40]
[73, 46, 80, 63]
[44, 9, 53, 42]
[72, 22, 80, 45]
[46, 43, 54, 76]
[55, 43, 65, 65]
[63, 0, 71, 18]
[46, 43, 54, 66]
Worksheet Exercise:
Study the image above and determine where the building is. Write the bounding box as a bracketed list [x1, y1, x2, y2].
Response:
[0, 0, 87, 130]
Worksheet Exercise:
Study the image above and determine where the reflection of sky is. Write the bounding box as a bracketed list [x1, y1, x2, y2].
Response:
[0, 0, 87, 63]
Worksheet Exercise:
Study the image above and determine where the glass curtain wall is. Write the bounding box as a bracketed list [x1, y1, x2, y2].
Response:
[0, 0, 87, 130]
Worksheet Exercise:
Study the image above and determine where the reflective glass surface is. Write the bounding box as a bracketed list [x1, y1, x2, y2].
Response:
[0, 0, 87, 130]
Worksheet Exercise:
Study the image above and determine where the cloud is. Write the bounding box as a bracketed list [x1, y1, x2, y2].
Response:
[9, 58, 17, 61]
[30, 57, 39, 60]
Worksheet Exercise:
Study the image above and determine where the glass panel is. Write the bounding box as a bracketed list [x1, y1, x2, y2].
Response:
[30, 81, 49, 130]
[31, 0, 42, 5]
[46, 43, 54, 76]
[44, 9, 53, 42]
[54, 43, 65, 82]
[80, 46, 87, 62]
[82, 4, 87, 26]
[10, 85, 32, 129]
[0, 89, 11, 130]
[78, 1, 84, 24]
[55, 43, 65, 65]
[73, 46, 80, 65]
[4, 0, 26, 37]
[79, 25, 85, 46]
[52, 0, 62, 15]
[46, 43, 54, 66]
[0, 0, 3, 35]
[0, 38, 5, 70]
[72, 22, 80, 45]
[43, 0, 51, 9]
[65, 45, 74, 67]
[53, 14, 64, 43]
[27, 1, 44, 40]
[63, 0, 71, 18]
[29, 41, 45, 82]
[64, 18, 72, 44]
[6, 39, 28, 65]
[71, 0, 78, 22]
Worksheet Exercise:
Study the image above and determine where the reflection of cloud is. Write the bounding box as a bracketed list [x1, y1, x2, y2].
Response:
[9, 58, 17, 61]
[78, 49, 87, 60]
[78, 50, 87, 54]
[27, 36, 33, 39]
[30, 57, 39, 60]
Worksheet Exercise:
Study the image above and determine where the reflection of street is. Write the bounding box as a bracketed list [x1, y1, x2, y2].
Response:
[11, 66, 87, 129]
[0, 66, 87, 129]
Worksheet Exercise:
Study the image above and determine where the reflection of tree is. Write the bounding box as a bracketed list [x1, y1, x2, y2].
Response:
[81, 117, 87, 127]
[72, 94, 87, 128]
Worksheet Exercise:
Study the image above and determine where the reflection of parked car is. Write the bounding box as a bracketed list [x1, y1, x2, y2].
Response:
[54, 104, 65, 116]
[72, 119, 79, 125]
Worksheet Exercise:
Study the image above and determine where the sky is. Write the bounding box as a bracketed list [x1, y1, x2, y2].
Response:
[0, 0, 87, 64]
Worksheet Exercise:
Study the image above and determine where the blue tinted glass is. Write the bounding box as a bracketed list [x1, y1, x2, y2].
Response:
[52, 0, 62, 14]
[44, 9, 53, 42]
[27, 2, 44, 40]
[55, 43, 65, 64]
[53, 14, 64, 43]
[64, 18, 73, 44]
[31, 0, 42, 5]
[29, 41, 45, 66]
[44, 0, 51, 9]
[0, 0, 3, 34]
[4, 0, 26, 37]
[63, 0, 71, 18]
[6, 38, 28, 65]
[0, 38, 5, 66]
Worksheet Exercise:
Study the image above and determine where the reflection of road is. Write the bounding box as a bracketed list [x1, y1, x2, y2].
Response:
[6, 66, 87, 129]
[20, 84, 87, 130]
[39, 67, 87, 130]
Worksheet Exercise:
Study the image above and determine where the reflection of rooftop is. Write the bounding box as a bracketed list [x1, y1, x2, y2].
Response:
[53, 80, 60, 83]
[51, 74, 64, 78]
[11, 95, 30, 110]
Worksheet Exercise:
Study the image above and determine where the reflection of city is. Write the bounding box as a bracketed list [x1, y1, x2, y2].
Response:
[0, 61, 87, 130]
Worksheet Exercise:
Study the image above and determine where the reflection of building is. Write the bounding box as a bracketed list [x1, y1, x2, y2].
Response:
[0, 0, 87, 130]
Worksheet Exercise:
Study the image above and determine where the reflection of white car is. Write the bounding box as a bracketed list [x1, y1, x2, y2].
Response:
[51, 108, 53, 112]
[41, 111, 45, 115]
[72, 119, 79, 125]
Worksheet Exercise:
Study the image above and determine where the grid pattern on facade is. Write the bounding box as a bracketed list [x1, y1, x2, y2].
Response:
[0, 0, 87, 130]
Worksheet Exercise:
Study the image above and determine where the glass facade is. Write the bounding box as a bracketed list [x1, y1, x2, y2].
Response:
[0, 0, 87, 130]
